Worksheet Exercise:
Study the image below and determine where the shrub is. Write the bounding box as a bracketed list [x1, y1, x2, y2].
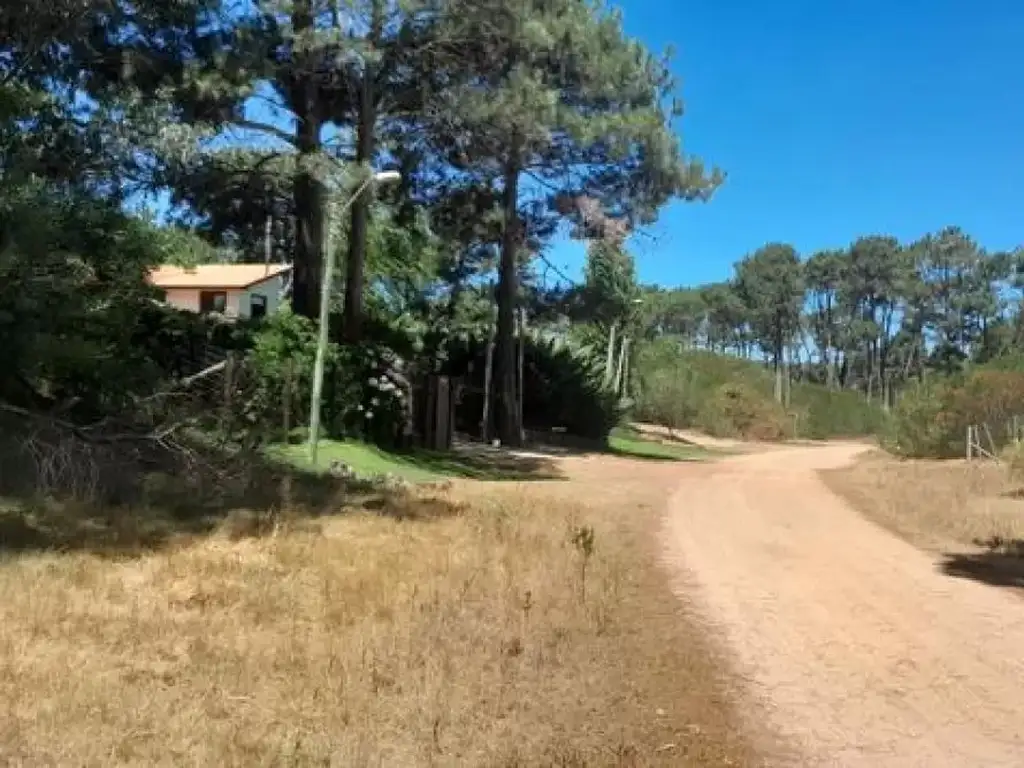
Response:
[887, 369, 1024, 458]
[697, 382, 793, 441]
[944, 370, 1024, 431]
[633, 340, 886, 442]
[884, 379, 953, 457]
[636, 366, 702, 433]
[448, 331, 625, 442]
[1000, 441, 1024, 483]
[243, 311, 407, 447]
[792, 384, 889, 440]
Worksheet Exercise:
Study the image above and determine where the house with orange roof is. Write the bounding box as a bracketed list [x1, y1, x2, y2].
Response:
[148, 263, 293, 320]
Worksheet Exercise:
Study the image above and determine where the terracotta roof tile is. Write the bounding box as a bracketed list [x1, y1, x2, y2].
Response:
[148, 263, 293, 290]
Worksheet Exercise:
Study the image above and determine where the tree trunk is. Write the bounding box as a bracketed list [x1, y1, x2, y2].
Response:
[614, 335, 630, 395]
[482, 315, 495, 442]
[783, 350, 791, 409]
[825, 332, 836, 390]
[494, 162, 522, 446]
[341, 0, 382, 342]
[517, 307, 526, 443]
[289, 0, 324, 319]
[620, 337, 632, 396]
[604, 320, 618, 388]
[773, 336, 784, 404]
[264, 214, 272, 267]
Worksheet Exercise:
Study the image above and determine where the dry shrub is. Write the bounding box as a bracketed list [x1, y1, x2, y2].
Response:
[0, 463, 755, 766]
[697, 383, 792, 441]
[944, 370, 1024, 430]
[889, 370, 1024, 458]
[1001, 441, 1024, 483]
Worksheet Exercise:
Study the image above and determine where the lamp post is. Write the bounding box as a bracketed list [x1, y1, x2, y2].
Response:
[308, 169, 402, 465]
[614, 297, 644, 395]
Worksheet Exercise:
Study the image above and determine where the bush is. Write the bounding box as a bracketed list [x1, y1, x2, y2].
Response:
[448, 331, 625, 442]
[636, 366, 702, 433]
[1000, 441, 1024, 483]
[528, 336, 624, 440]
[945, 369, 1024, 430]
[884, 379, 954, 457]
[792, 384, 890, 440]
[887, 369, 1024, 458]
[633, 340, 886, 442]
[697, 382, 793, 441]
[246, 311, 408, 446]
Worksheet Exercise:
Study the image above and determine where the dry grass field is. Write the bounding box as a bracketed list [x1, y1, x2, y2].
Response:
[822, 451, 1024, 591]
[0, 455, 754, 766]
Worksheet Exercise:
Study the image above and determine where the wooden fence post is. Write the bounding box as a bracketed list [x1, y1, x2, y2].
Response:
[983, 423, 998, 459]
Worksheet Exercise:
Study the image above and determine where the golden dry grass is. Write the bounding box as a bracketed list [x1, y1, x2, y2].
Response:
[822, 452, 1024, 551]
[0, 458, 754, 766]
[822, 451, 1024, 591]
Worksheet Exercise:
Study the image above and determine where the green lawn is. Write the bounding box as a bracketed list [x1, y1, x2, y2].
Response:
[270, 427, 710, 486]
[606, 431, 709, 462]
[271, 439, 562, 483]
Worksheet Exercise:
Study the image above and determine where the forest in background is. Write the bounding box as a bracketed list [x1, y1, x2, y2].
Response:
[631, 232, 1024, 456]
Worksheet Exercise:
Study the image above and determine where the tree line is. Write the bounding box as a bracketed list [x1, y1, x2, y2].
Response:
[640, 229, 1023, 406]
[1, 0, 721, 448]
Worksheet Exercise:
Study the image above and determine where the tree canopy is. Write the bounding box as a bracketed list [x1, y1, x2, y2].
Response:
[1, 0, 720, 458]
[639, 232, 1023, 406]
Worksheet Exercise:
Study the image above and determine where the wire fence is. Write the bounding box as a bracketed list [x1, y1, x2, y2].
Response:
[966, 416, 1024, 462]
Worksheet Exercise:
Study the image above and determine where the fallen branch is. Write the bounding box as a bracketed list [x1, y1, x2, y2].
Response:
[0, 400, 197, 445]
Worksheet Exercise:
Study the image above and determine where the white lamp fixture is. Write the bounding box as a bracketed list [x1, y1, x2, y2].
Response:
[371, 170, 402, 185]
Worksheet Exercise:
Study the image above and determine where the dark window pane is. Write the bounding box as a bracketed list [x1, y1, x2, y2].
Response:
[250, 294, 267, 319]
[200, 291, 227, 314]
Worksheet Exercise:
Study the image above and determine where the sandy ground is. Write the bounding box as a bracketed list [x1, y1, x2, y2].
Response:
[663, 442, 1024, 767]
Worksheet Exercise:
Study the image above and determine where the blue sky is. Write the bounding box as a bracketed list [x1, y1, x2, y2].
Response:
[545, 0, 1024, 289]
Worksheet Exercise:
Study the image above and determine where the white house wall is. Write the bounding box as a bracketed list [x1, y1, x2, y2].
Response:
[160, 273, 288, 320]
[239, 274, 286, 319]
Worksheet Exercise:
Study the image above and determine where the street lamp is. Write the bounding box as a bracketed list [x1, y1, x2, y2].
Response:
[308, 169, 402, 465]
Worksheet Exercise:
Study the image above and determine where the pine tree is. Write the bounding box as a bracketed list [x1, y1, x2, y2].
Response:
[427, 0, 721, 444]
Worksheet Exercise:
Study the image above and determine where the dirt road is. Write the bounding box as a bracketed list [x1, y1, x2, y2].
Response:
[664, 443, 1024, 767]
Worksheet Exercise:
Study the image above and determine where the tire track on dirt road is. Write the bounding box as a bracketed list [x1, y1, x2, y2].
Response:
[664, 443, 1024, 766]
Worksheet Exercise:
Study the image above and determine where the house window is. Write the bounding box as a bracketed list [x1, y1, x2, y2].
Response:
[250, 294, 268, 320]
[199, 291, 227, 314]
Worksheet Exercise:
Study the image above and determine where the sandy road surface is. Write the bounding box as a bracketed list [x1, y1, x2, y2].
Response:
[664, 443, 1024, 767]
